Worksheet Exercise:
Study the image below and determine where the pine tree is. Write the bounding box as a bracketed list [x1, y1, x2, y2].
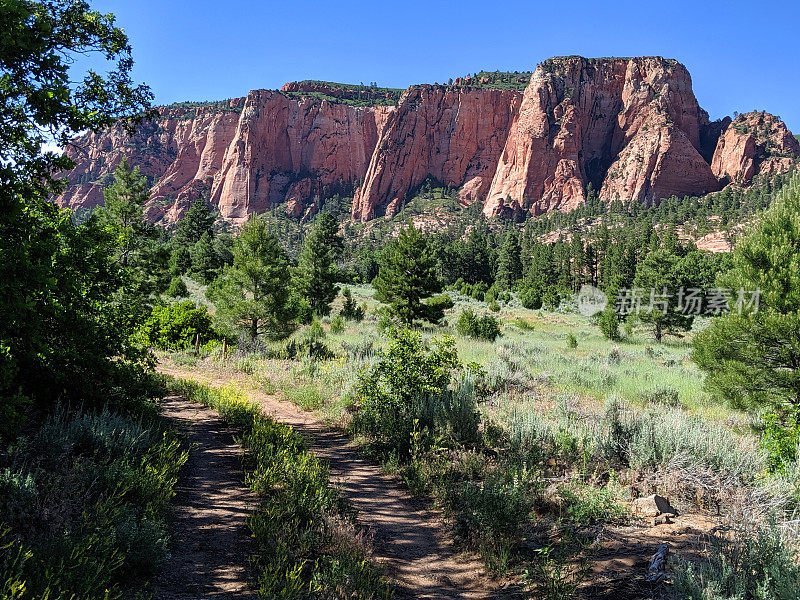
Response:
[495, 230, 523, 289]
[294, 213, 343, 316]
[190, 232, 219, 283]
[374, 224, 448, 326]
[207, 217, 296, 341]
[694, 174, 800, 413]
[632, 248, 694, 342]
[98, 157, 149, 268]
[175, 197, 215, 246]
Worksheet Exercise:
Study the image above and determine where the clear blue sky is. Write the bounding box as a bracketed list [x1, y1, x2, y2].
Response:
[91, 0, 800, 132]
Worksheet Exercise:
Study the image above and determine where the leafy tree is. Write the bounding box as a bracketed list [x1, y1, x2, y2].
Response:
[495, 230, 522, 289]
[294, 213, 343, 316]
[207, 217, 296, 342]
[374, 224, 448, 326]
[0, 0, 153, 437]
[694, 175, 800, 416]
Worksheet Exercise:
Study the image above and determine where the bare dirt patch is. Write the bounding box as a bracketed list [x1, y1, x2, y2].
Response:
[153, 396, 257, 600]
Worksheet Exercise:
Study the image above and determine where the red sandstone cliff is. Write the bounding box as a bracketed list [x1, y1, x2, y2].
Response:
[56, 58, 799, 225]
[482, 57, 721, 218]
[711, 111, 800, 184]
[351, 86, 521, 220]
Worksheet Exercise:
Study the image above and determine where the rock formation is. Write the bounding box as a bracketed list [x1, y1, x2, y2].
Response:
[351, 86, 521, 220]
[56, 57, 799, 225]
[711, 111, 800, 184]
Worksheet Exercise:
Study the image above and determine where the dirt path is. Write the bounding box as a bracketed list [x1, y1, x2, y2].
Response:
[159, 365, 503, 600]
[153, 396, 257, 600]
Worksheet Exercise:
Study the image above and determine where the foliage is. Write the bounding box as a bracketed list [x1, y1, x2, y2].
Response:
[168, 379, 392, 600]
[374, 225, 448, 326]
[456, 309, 501, 341]
[293, 213, 343, 316]
[0, 0, 154, 440]
[351, 328, 462, 456]
[207, 217, 297, 342]
[597, 303, 621, 341]
[166, 275, 188, 297]
[672, 521, 800, 600]
[340, 287, 365, 322]
[141, 301, 216, 350]
[0, 404, 186, 599]
[566, 333, 578, 349]
[694, 174, 800, 415]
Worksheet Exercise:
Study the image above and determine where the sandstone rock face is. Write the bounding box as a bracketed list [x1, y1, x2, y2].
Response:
[56, 58, 799, 225]
[483, 57, 720, 218]
[58, 94, 393, 224]
[711, 111, 800, 184]
[351, 86, 522, 220]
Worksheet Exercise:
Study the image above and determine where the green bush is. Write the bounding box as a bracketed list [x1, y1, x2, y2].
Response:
[557, 482, 629, 525]
[351, 327, 462, 457]
[453, 468, 537, 572]
[597, 305, 621, 341]
[340, 287, 365, 322]
[0, 406, 186, 599]
[673, 521, 800, 600]
[330, 314, 345, 334]
[566, 333, 578, 349]
[456, 309, 501, 341]
[141, 301, 216, 350]
[165, 275, 188, 298]
[761, 411, 800, 474]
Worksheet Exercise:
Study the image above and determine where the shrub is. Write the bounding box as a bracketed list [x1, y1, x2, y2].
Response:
[0, 406, 186, 599]
[566, 333, 578, 349]
[141, 301, 216, 350]
[165, 275, 188, 298]
[597, 305, 621, 341]
[761, 411, 800, 474]
[340, 287, 365, 322]
[672, 520, 800, 600]
[453, 468, 537, 572]
[488, 300, 501, 312]
[456, 309, 501, 341]
[639, 386, 680, 408]
[351, 327, 461, 457]
[329, 314, 345, 334]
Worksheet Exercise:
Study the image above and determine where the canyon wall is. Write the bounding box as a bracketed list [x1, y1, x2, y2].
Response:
[57, 57, 799, 224]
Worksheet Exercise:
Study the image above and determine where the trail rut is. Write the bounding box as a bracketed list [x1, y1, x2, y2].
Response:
[159, 365, 503, 600]
[153, 396, 256, 599]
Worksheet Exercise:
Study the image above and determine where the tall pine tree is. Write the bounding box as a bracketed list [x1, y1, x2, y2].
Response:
[294, 213, 343, 316]
[374, 224, 448, 326]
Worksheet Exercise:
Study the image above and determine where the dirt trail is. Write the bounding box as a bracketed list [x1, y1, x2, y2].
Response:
[159, 365, 503, 600]
[153, 396, 257, 600]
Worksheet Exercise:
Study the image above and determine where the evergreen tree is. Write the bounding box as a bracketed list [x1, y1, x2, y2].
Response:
[294, 213, 343, 316]
[174, 197, 215, 246]
[495, 230, 523, 289]
[207, 217, 296, 341]
[632, 248, 695, 342]
[374, 225, 448, 326]
[190, 231, 219, 283]
[97, 157, 149, 268]
[693, 175, 800, 414]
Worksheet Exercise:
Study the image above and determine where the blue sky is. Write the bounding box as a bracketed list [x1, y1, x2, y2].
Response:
[91, 0, 799, 132]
